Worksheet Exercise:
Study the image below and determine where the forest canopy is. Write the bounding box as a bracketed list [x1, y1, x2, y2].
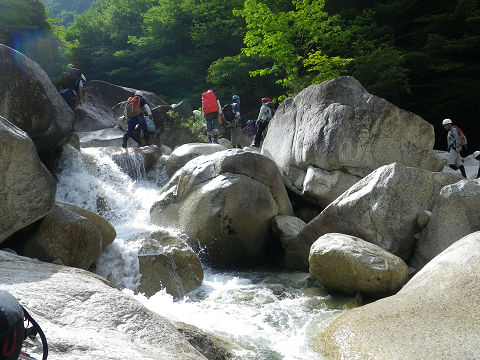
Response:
[1, 0, 479, 147]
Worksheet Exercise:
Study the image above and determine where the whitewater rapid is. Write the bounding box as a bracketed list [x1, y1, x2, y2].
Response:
[55, 145, 351, 359]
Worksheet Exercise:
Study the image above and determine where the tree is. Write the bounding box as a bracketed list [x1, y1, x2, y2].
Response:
[236, 0, 352, 95]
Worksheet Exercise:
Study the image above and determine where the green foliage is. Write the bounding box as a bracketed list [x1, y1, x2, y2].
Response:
[237, 0, 352, 93]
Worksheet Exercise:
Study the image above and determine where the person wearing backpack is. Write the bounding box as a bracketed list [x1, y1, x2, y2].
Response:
[201, 90, 222, 143]
[230, 95, 243, 148]
[442, 118, 467, 178]
[252, 97, 275, 148]
[58, 64, 86, 111]
[122, 91, 152, 148]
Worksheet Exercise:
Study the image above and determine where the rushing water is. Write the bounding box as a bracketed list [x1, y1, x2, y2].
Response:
[55, 145, 353, 359]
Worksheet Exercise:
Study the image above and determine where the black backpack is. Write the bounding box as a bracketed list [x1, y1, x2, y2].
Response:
[0, 291, 48, 360]
[222, 104, 235, 123]
[59, 67, 81, 90]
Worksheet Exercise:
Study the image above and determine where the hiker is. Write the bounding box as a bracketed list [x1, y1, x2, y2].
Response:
[473, 151, 480, 178]
[442, 118, 466, 178]
[252, 97, 275, 148]
[122, 90, 152, 148]
[230, 95, 242, 148]
[201, 90, 222, 143]
[59, 64, 86, 111]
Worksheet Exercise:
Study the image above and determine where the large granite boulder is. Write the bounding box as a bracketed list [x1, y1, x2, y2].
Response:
[0, 116, 56, 243]
[261, 76, 444, 208]
[74, 80, 168, 132]
[164, 143, 227, 177]
[0, 251, 210, 359]
[309, 233, 408, 297]
[0, 44, 73, 153]
[150, 149, 293, 267]
[410, 179, 480, 270]
[320, 231, 480, 360]
[19, 202, 114, 269]
[137, 231, 203, 298]
[296, 163, 461, 270]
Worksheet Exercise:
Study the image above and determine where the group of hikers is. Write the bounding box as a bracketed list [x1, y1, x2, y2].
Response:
[56, 66, 479, 178]
[199, 89, 276, 148]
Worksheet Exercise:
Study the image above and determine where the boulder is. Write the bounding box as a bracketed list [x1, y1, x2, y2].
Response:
[0, 116, 56, 243]
[296, 163, 461, 270]
[271, 215, 307, 270]
[174, 321, 235, 360]
[320, 231, 480, 360]
[0, 251, 208, 359]
[137, 231, 203, 298]
[309, 233, 408, 297]
[0, 44, 73, 153]
[150, 149, 293, 267]
[58, 202, 116, 249]
[164, 143, 227, 177]
[410, 179, 480, 270]
[19, 203, 107, 269]
[261, 76, 444, 207]
[74, 80, 168, 132]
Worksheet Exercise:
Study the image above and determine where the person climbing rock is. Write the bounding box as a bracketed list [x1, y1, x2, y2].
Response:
[122, 91, 152, 148]
[252, 97, 275, 148]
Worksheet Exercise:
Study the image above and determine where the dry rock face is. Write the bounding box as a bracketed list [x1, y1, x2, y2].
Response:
[20, 202, 115, 269]
[137, 231, 204, 298]
[151, 149, 293, 267]
[0, 251, 209, 359]
[410, 179, 480, 269]
[0, 116, 56, 243]
[261, 76, 443, 207]
[309, 233, 408, 297]
[0, 44, 73, 153]
[296, 163, 461, 269]
[320, 231, 480, 360]
[164, 143, 227, 177]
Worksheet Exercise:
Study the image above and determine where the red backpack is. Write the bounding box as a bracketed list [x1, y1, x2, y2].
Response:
[125, 96, 142, 119]
[201, 90, 219, 114]
[456, 126, 467, 146]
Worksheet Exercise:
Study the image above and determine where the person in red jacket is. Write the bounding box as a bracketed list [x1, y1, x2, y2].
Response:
[201, 89, 222, 143]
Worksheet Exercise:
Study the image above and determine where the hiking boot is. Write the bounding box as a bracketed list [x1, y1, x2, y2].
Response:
[213, 135, 218, 143]
[122, 143, 127, 148]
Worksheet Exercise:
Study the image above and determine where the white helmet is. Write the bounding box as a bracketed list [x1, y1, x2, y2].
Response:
[473, 151, 480, 160]
[442, 118, 452, 125]
[134, 90, 143, 97]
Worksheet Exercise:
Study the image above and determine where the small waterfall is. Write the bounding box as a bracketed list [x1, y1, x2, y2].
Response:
[55, 144, 350, 360]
